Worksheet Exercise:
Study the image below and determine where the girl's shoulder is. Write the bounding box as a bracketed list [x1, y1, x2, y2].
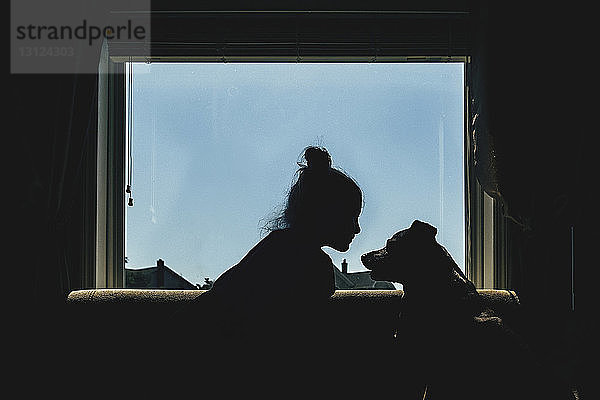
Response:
[211, 228, 334, 291]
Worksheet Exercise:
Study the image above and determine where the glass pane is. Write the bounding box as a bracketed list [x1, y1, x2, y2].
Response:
[125, 62, 464, 290]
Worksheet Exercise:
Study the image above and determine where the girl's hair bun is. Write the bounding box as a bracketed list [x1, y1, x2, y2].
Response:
[303, 146, 332, 172]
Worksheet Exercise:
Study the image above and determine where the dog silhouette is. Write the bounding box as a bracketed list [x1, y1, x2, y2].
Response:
[361, 220, 573, 400]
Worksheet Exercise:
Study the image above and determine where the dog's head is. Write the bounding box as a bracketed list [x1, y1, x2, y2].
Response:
[361, 220, 440, 285]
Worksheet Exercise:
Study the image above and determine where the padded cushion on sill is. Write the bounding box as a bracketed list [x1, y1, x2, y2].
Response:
[65, 288, 522, 357]
[66, 288, 520, 325]
[67, 288, 208, 304]
[67, 288, 518, 308]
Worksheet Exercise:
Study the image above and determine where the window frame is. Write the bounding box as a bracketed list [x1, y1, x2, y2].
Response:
[96, 41, 126, 288]
[96, 20, 505, 290]
[464, 66, 507, 289]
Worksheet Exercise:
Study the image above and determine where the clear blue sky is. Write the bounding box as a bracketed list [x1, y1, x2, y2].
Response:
[125, 62, 465, 288]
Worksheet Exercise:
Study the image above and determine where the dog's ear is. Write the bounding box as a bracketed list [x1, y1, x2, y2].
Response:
[410, 220, 438, 239]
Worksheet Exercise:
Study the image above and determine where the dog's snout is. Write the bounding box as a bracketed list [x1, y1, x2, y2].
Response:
[361, 248, 387, 269]
[360, 252, 373, 268]
[361, 252, 371, 266]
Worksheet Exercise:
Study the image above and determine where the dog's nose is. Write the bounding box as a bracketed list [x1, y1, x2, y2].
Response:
[361, 252, 374, 268]
[362, 248, 387, 269]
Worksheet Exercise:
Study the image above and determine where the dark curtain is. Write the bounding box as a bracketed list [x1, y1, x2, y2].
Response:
[469, 1, 590, 303]
[13, 73, 98, 324]
[469, 2, 593, 395]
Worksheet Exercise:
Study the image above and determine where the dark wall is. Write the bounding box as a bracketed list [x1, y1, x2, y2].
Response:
[12, 73, 97, 330]
[471, 1, 593, 309]
[10, 0, 593, 394]
[470, 2, 594, 395]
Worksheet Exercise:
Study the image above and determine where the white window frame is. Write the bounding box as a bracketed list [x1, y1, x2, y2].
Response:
[96, 50, 504, 290]
[464, 64, 507, 289]
[96, 40, 126, 288]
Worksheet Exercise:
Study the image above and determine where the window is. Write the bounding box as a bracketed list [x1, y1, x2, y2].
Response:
[123, 62, 466, 290]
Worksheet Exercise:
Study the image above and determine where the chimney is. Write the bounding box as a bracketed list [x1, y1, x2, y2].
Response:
[341, 259, 348, 274]
[157, 259, 165, 287]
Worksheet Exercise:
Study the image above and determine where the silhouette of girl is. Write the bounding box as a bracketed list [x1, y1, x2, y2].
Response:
[200, 146, 362, 348]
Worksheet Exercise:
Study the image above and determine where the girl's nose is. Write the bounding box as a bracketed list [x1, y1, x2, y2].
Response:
[354, 218, 361, 234]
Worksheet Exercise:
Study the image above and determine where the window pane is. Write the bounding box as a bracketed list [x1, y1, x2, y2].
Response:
[125, 62, 464, 289]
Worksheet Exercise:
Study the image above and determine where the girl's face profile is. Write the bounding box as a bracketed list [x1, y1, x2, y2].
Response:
[322, 201, 362, 252]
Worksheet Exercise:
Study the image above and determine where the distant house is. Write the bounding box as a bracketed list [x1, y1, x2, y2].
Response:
[126, 259, 197, 289]
[334, 259, 396, 290]
[125, 258, 392, 291]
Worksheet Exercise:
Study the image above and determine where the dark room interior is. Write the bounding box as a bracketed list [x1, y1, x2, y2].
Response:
[10, 1, 595, 397]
